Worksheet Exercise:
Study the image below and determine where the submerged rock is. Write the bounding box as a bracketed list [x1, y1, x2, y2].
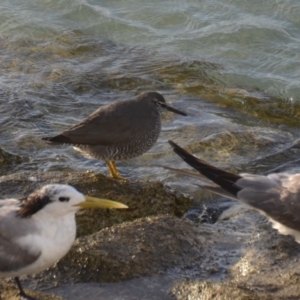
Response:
[0, 148, 22, 164]
[0, 148, 24, 176]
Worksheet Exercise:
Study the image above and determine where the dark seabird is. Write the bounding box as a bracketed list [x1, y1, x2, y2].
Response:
[0, 184, 127, 299]
[168, 140, 300, 243]
[42, 92, 186, 180]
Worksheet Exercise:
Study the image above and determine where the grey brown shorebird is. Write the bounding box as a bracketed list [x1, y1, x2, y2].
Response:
[42, 92, 187, 180]
[168, 140, 300, 244]
[0, 184, 127, 299]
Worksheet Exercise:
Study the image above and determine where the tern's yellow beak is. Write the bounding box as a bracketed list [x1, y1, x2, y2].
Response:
[75, 196, 128, 209]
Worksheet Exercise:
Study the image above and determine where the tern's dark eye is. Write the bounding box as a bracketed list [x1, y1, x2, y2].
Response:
[59, 197, 70, 202]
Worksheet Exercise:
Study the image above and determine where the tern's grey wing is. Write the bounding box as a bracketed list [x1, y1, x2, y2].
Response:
[0, 200, 41, 273]
[0, 234, 40, 273]
[236, 173, 300, 232]
[45, 99, 158, 146]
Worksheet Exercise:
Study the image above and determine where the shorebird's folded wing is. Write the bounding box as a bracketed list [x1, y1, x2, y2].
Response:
[42, 100, 155, 146]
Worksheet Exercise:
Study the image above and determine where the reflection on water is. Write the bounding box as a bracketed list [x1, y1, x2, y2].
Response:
[0, 0, 300, 197]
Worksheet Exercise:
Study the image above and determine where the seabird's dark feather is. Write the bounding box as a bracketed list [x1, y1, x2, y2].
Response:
[18, 191, 52, 218]
[42, 135, 72, 144]
[168, 140, 242, 196]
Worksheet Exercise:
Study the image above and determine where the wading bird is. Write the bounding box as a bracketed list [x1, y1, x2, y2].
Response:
[42, 92, 186, 180]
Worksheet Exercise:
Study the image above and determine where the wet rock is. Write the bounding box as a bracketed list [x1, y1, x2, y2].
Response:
[49, 203, 300, 300]
[0, 281, 63, 300]
[50, 215, 205, 283]
[48, 279, 175, 300]
[170, 204, 300, 300]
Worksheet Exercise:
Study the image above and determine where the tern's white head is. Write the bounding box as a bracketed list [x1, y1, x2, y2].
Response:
[18, 184, 85, 218]
[17, 184, 127, 219]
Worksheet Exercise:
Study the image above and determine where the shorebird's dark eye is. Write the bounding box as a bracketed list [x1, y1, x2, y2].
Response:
[153, 100, 163, 108]
[59, 197, 70, 202]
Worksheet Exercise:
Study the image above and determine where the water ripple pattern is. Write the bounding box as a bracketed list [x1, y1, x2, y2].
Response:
[0, 0, 300, 196]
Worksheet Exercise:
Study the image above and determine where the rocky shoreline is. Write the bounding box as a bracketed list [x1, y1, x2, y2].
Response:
[1, 171, 300, 299]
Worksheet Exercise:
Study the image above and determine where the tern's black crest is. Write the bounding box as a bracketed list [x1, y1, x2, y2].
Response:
[18, 190, 52, 218]
[168, 140, 242, 197]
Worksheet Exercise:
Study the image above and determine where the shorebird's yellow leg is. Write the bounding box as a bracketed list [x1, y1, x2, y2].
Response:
[105, 160, 127, 181]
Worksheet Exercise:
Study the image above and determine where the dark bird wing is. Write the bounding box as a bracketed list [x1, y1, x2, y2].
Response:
[168, 140, 242, 196]
[42, 99, 157, 146]
[168, 140, 300, 233]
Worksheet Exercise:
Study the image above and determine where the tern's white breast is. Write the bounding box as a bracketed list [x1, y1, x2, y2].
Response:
[7, 213, 76, 277]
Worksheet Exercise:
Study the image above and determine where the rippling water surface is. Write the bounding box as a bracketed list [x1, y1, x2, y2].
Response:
[1, 0, 300, 197]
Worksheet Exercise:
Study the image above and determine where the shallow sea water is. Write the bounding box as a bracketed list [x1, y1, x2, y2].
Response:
[1, 0, 300, 198]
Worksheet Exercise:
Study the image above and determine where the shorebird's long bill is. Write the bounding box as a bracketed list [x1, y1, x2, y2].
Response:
[76, 196, 128, 209]
[160, 103, 187, 116]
